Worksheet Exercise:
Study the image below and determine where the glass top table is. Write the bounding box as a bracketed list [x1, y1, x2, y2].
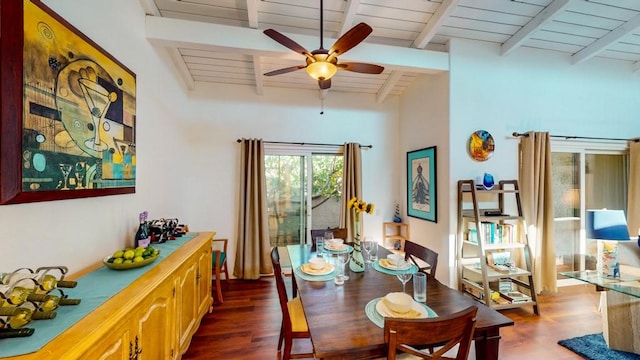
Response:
[560, 270, 640, 298]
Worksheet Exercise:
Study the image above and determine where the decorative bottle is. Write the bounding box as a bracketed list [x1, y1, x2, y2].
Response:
[1, 269, 77, 294]
[349, 217, 365, 273]
[135, 211, 150, 248]
[0, 306, 33, 329]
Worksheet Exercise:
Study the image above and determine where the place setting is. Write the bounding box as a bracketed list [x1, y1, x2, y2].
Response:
[365, 290, 437, 328]
[294, 256, 336, 282]
[372, 253, 419, 275]
[322, 238, 354, 255]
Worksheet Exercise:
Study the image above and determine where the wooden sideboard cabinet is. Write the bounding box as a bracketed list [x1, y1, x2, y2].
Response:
[4, 232, 214, 360]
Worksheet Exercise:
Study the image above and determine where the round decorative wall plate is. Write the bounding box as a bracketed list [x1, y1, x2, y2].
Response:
[468, 130, 495, 161]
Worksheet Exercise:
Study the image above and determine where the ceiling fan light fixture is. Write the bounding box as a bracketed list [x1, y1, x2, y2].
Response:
[306, 60, 337, 80]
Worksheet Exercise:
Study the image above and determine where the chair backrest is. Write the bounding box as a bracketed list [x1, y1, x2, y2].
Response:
[271, 247, 293, 333]
[310, 228, 349, 249]
[403, 240, 438, 278]
[384, 305, 478, 360]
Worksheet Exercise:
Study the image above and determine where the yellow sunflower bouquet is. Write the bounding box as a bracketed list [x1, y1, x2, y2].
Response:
[347, 197, 375, 220]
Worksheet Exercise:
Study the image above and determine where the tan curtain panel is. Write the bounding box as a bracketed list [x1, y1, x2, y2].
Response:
[233, 138, 272, 280]
[340, 143, 362, 242]
[519, 131, 557, 293]
[628, 141, 640, 237]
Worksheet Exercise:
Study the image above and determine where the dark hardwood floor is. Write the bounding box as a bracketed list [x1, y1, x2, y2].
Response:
[183, 278, 602, 360]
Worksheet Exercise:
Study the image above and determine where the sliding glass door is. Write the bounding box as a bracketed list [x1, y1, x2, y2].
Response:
[552, 141, 628, 284]
[264, 145, 343, 247]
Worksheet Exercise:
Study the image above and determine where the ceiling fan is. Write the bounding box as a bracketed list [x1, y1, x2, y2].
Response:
[262, 0, 384, 90]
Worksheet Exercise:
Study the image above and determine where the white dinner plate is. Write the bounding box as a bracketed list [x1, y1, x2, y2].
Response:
[324, 243, 347, 251]
[300, 263, 335, 276]
[378, 258, 411, 271]
[375, 298, 428, 319]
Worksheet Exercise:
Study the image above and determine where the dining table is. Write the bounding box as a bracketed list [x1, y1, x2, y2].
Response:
[287, 244, 514, 360]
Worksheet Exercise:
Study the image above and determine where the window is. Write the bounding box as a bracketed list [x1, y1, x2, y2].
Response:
[552, 140, 628, 285]
[264, 144, 344, 247]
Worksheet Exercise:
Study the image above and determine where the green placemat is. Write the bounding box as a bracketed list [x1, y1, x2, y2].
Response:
[364, 297, 437, 328]
[372, 260, 418, 275]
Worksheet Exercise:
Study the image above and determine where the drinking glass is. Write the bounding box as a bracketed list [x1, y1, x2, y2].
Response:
[334, 256, 345, 285]
[396, 269, 413, 293]
[362, 236, 375, 263]
[336, 252, 351, 281]
[413, 272, 427, 302]
[315, 236, 325, 257]
[369, 240, 378, 262]
[324, 231, 334, 241]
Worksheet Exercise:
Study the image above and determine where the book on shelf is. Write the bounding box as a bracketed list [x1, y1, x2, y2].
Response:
[500, 291, 531, 303]
[462, 284, 484, 300]
[486, 251, 513, 273]
[468, 222, 514, 244]
[488, 264, 511, 273]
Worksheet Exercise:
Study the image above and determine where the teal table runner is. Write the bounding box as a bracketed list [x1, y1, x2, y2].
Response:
[0, 233, 197, 358]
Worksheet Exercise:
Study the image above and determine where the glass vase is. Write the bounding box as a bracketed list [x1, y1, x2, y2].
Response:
[349, 218, 365, 273]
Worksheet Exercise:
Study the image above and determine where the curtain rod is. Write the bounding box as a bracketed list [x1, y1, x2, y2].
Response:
[236, 139, 373, 149]
[512, 132, 639, 142]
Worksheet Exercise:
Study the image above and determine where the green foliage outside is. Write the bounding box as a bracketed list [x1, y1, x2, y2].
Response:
[265, 154, 343, 246]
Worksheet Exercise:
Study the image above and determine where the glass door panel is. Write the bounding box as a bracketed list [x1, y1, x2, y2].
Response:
[265, 155, 307, 247]
[552, 148, 628, 284]
[584, 153, 628, 266]
[310, 154, 343, 234]
[552, 153, 582, 276]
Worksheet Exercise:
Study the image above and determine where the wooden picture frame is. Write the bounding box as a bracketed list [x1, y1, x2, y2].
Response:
[407, 146, 437, 222]
[0, 0, 136, 204]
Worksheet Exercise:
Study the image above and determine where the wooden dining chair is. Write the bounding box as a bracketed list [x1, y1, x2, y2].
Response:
[310, 227, 348, 250]
[212, 238, 229, 303]
[384, 305, 478, 360]
[403, 240, 438, 278]
[271, 247, 315, 360]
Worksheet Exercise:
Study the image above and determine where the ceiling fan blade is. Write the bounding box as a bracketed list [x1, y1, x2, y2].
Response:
[338, 62, 384, 74]
[264, 29, 312, 58]
[329, 23, 373, 57]
[318, 79, 331, 90]
[264, 65, 306, 76]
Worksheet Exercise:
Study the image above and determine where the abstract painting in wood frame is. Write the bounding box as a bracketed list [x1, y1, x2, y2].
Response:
[0, 0, 136, 204]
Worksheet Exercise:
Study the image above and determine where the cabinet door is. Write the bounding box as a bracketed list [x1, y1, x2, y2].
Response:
[79, 318, 132, 360]
[196, 247, 213, 316]
[136, 281, 175, 360]
[177, 260, 198, 354]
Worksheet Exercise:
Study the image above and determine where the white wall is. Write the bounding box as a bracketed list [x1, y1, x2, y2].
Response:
[0, 0, 402, 275]
[399, 72, 451, 282]
[402, 38, 640, 286]
[0, 0, 191, 273]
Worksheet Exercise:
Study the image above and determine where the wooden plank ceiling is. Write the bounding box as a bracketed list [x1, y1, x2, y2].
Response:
[139, 0, 640, 102]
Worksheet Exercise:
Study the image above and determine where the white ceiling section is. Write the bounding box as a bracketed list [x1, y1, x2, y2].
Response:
[139, 0, 640, 102]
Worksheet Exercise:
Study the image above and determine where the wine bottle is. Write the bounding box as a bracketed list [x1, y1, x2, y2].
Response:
[135, 211, 150, 248]
[0, 306, 33, 328]
[0, 285, 31, 307]
[1, 270, 77, 293]
[20, 301, 57, 320]
[59, 297, 81, 306]
[26, 293, 60, 312]
[0, 327, 34, 338]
